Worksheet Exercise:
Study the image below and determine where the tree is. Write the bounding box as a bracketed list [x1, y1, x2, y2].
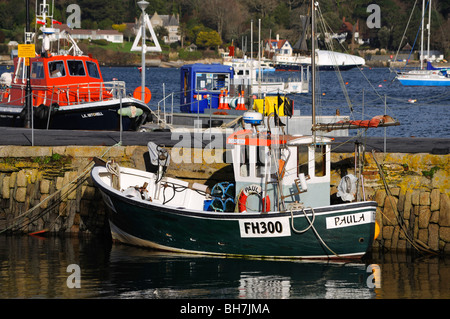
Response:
[112, 23, 127, 33]
[378, 26, 390, 50]
[154, 25, 169, 43]
[196, 30, 222, 49]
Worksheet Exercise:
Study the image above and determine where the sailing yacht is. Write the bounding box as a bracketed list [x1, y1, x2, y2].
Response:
[396, 0, 450, 86]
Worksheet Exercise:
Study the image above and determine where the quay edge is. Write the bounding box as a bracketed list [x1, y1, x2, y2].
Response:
[0, 142, 449, 255]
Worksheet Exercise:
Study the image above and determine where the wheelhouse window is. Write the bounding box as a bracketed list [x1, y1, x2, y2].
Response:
[195, 72, 230, 92]
[239, 139, 250, 177]
[67, 60, 86, 76]
[297, 145, 309, 176]
[314, 144, 327, 177]
[255, 145, 266, 177]
[31, 61, 44, 79]
[48, 61, 66, 78]
[86, 61, 100, 79]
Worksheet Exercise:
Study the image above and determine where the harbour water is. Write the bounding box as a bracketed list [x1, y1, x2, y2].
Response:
[1, 65, 449, 138]
[102, 66, 450, 138]
[0, 65, 449, 301]
[0, 235, 449, 299]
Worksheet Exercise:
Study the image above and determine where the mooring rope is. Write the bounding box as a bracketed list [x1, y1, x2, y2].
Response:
[290, 205, 341, 258]
[371, 149, 439, 255]
[0, 142, 122, 234]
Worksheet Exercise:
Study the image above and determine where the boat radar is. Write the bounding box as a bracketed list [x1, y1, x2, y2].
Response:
[243, 111, 263, 125]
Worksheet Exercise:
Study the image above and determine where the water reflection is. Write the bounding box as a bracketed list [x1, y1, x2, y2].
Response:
[0, 235, 449, 299]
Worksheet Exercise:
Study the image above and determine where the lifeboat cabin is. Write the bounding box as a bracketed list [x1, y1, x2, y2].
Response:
[5, 54, 113, 108]
[226, 112, 332, 213]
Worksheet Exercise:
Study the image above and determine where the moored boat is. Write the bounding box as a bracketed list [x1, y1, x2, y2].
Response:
[0, 0, 152, 130]
[91, 1, 392, 260]
[91, 118, 378, 259]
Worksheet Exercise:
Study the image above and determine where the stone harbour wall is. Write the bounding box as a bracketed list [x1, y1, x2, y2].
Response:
[330, 151, 450, 254]
[0, 145, 449, 255]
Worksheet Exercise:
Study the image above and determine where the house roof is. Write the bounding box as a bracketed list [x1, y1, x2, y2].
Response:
[265, 39, 289, 50]
[55, 24, 122, 36]
[150, 12, 179, 27]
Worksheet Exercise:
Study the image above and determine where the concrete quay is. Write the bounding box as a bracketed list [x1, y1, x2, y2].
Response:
[1, 127, 449, 154]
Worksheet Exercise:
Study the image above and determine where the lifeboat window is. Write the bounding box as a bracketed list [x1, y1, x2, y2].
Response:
[314, 144, 327, 177]
[86, 61, 100, 79]
[67, 60, 86, 76]
[15, 61, 24, 79]
[297, 145, 308, 176]
[31, 62, 44, 79]
[48, 61, 66, 78]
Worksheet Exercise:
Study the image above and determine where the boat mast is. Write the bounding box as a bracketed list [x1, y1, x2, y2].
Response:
[427, 0, 431, 62]
[311, 1, 316, 138]
[420, 0, 425, 69]
[24, 0, 32, 129]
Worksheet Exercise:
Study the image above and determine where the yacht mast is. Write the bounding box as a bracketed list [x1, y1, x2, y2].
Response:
[420, 0, 425, 69]
[427, 0, 431, 62]
[311, 1, 316, 137]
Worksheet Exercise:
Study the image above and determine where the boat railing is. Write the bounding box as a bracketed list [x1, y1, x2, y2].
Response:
[8, 80, 127, 107]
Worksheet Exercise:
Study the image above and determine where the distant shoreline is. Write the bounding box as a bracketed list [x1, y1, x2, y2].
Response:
[1, 55, 448, 69]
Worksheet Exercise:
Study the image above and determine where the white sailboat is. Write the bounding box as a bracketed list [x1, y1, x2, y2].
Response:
[396, 0, 450, 86]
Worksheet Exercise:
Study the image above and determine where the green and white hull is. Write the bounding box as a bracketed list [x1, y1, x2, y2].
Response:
[92, 166, 377, 260]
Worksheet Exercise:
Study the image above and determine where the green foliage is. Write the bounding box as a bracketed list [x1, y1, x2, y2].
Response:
[178, 48, 202, 61]
[91, 39, 108, 46]
[195, 31, 222, 49]
[273, 3, 290, 29]
[422, 166, 441, 179]
[0, 0, 448, 54]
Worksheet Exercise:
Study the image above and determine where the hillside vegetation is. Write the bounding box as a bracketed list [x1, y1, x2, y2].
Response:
[0, 0, 448, 59]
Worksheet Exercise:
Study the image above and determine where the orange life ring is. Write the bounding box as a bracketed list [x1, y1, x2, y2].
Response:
[237, 184, 270, 213]
[133, 86, 152, 104]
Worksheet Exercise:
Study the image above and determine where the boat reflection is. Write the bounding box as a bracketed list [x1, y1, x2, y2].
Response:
[0, 235, 449, 299]
[107, 244, 375, 299]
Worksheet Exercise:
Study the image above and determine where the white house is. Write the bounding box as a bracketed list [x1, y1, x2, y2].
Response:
[264, 35, 293, 56]
[55, 24, 124, 43]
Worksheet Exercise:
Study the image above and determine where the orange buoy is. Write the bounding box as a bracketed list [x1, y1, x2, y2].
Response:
[133, 86, 152, 104]
[374, 221, 380, 240]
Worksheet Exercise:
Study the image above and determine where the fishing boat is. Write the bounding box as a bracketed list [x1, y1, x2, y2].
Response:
[91, 3, 383, 260]
[395, 0, 450, 87]
[91, 118, 378, 259]
[230, 58, 309, 95]
[0, 0, 152, 130]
